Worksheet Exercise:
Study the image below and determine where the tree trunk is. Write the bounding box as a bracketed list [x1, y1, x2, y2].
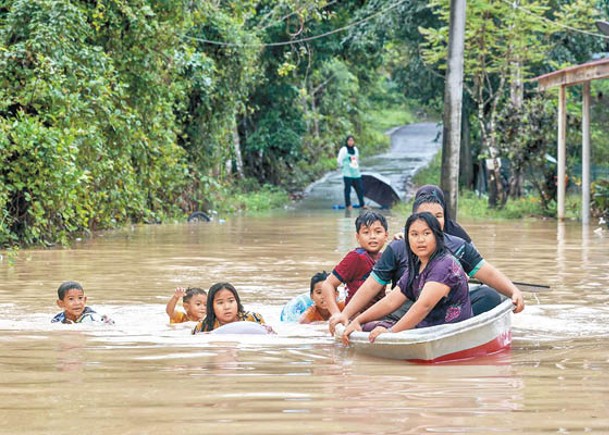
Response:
[440, 0, 466, 218]
[510, 61, 523, 109]
[508, 172, 522, 199]
[232, 120, 244, 179]
[459, 107, 473, 189]
[508, 58, 524, 199]
[311, 95, 320, 139]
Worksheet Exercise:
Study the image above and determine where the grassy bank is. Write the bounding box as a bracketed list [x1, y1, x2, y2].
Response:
[404, 152, 583, 221]
[224, 184, 290, 213]
[362, 103, 418, 155]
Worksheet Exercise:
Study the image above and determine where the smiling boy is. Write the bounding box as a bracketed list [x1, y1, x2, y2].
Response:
[321, 211, 389, 317]
[51, 281, 113, 324]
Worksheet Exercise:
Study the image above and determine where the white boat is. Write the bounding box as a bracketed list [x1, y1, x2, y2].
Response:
[334, 298, 513, 363]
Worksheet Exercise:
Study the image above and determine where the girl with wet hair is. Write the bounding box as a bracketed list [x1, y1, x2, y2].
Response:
[192, 282, 269, 334]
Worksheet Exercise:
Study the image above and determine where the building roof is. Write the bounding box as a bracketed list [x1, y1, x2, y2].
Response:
[532, 57, 609, 90]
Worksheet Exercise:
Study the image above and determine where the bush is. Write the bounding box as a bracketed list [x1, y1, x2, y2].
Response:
[591, 179, 609, 221]
[231, 184, 289, 212]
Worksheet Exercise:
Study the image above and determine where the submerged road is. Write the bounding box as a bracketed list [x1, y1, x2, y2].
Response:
[300, 122, 442, 209]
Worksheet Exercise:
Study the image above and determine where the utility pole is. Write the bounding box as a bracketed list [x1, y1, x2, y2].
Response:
[440, 0, 466, 218]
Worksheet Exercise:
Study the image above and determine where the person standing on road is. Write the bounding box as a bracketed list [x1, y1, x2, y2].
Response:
[337, 135, 366, 210]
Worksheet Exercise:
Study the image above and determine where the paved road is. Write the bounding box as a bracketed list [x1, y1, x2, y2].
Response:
[300, 122, 442, 209]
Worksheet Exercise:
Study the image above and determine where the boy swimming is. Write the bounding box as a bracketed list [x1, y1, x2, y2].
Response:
[299, 271, 345, 324]
[51, 281, 114, 324]
[166, 287, 207, 323]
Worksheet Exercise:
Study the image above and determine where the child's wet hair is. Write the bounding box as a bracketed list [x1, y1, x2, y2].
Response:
[309, 271, 329, 294]
[57, 281, 84, 300]
[204, 282, 244, 331]
[355, 211, 388, 232]
[412, 194, 443, 213]
[183, 287, 207, 303]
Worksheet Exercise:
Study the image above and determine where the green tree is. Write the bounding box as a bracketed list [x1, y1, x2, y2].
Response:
[420, 0, 601, 207]
[0, 0, 188, 246]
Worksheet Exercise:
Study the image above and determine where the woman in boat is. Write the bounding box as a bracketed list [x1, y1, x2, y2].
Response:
[414, 185, 471, 242]
[343, 212, 473, 343]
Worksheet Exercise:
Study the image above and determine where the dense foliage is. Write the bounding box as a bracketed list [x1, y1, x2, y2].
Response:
[1, 0, 608, 247]
[0, 0, 388, 246]
[419, 0, 605, 210]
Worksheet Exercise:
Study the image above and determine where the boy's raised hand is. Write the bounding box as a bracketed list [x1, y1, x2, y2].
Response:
[174, 287, 186, 299]
[166, 287, 187, 319]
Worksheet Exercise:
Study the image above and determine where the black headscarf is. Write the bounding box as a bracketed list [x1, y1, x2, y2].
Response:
[345, 135, 355, 155]
[414, 185, 472, 242]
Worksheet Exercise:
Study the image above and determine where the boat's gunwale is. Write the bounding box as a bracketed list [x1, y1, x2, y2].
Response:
[334, 298, 513, 347]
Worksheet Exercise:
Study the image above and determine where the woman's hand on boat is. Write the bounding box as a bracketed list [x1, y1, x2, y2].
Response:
[368, 326, 389, 343]
[511, 288, 525, 313]
[329, 312, 348, 335]
[342, 319, 362, 345]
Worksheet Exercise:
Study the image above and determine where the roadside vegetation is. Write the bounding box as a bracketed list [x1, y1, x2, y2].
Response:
[1, 1, 608, 248]
[409, 153, 591, 221]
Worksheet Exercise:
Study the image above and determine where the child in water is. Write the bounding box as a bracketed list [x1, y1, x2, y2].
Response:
[165, 287, 207, 324]
[192, 282, 273, 334]
[51, 281, 114, 324]
[299, 271, 345, 324]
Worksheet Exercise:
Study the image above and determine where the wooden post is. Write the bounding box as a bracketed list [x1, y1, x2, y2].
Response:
[582, 81, 591, 225]
[557, 85, 567, 221]
[440, 0, 466, 218]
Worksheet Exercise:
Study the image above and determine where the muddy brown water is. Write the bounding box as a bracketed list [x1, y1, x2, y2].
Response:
[1, 210, 608, 434]
[2, 123, 608, 433]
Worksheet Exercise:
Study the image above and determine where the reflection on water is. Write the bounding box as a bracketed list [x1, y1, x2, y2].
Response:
[1, 211, 609, 433]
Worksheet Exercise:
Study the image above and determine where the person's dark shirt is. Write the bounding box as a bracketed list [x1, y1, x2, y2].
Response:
[371, 235, 485, 288]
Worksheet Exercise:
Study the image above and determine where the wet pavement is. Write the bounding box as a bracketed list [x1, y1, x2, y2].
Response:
[300, 122, 442, 209]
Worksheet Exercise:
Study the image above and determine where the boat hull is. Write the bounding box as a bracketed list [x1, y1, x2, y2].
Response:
[335, 299, 513, 363]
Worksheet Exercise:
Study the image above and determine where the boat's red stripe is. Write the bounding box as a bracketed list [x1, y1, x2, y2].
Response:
[407, 331, 512, 364]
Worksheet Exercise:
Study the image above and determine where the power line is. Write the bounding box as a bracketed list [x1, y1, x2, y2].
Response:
[184, 1, 608, 49]
[183, 0, 411, 48]
[499, 0, 609, 40]
[257, 0, 339, 33]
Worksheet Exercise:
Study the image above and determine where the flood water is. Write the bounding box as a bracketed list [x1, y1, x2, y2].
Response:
[1, 123, 609, 433]
[1, 212, 608, 434]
